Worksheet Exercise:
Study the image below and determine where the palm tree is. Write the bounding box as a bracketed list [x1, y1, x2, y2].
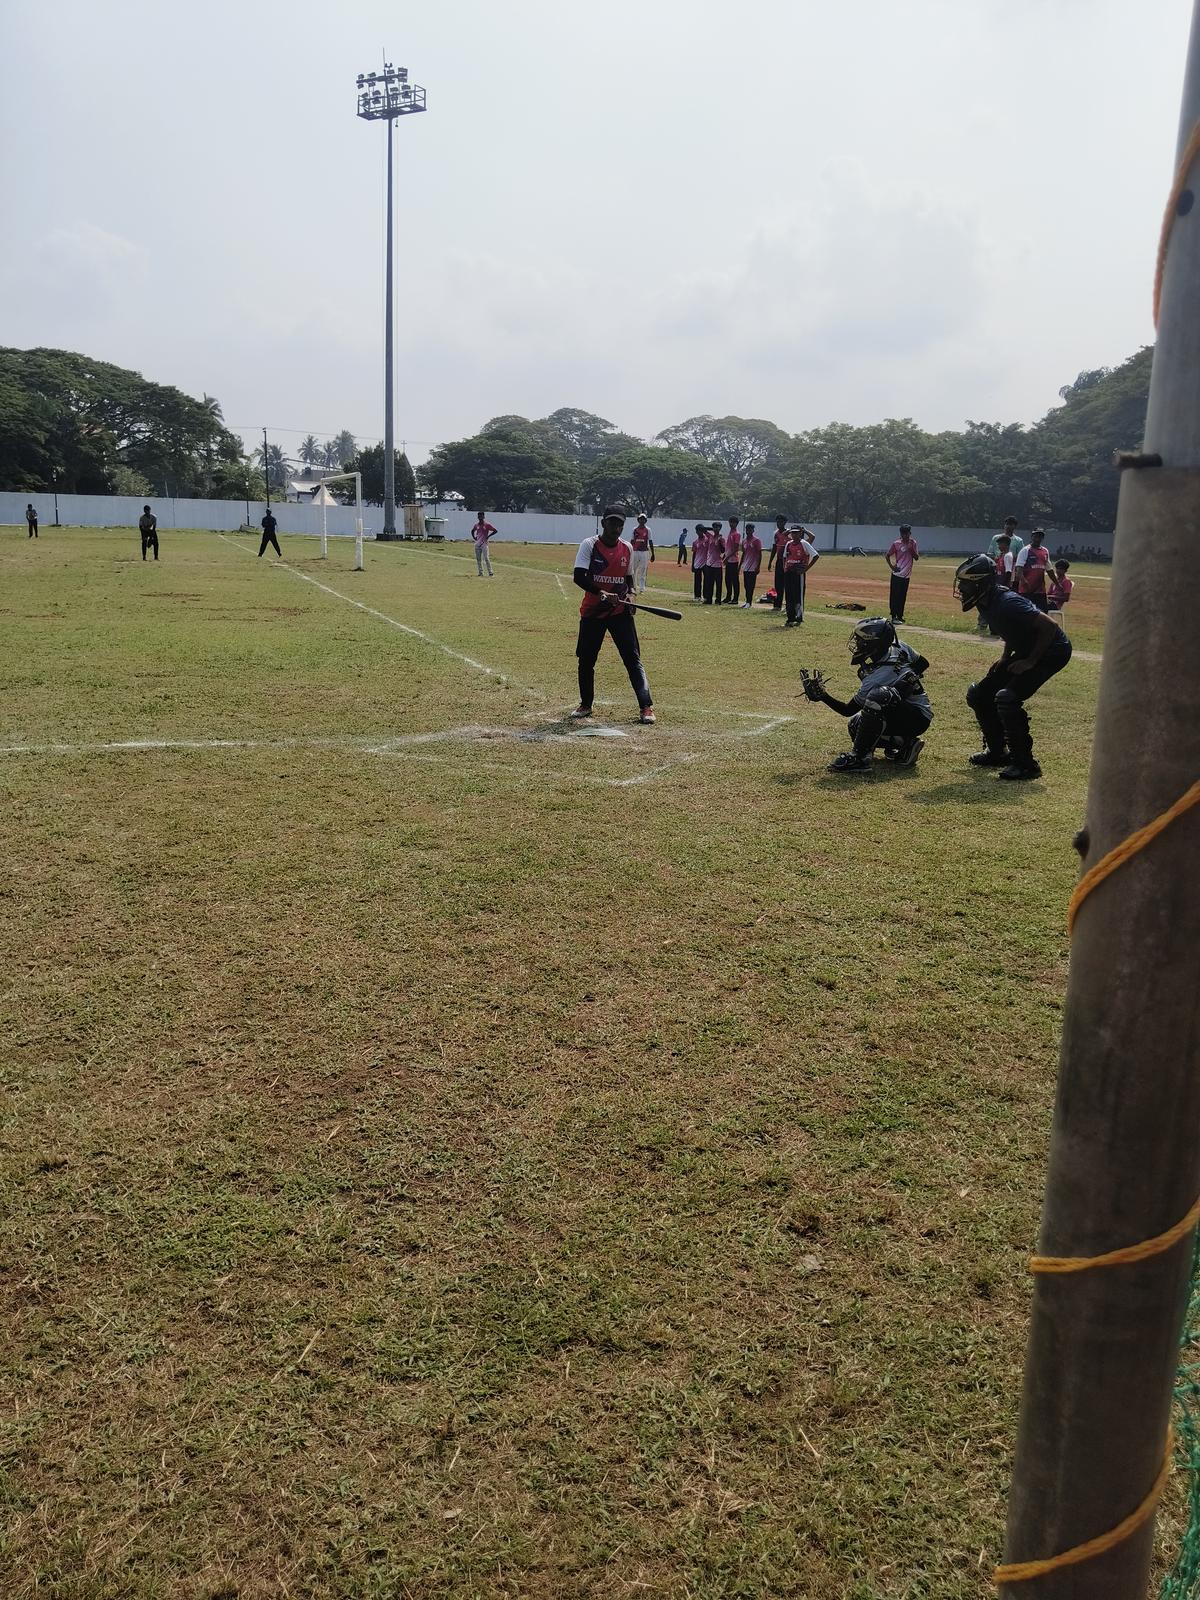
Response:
[332, 430, 356, 468]
[321, 439, 340, 471]
[299, 434, 322, 467]
[200, 394, 224, 494]
[254, 442, 290, 494]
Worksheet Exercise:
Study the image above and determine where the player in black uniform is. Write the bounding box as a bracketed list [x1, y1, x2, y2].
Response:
[801, 617, 932, 773]
[953, 553, 1072, 781]
[259, 510, 281, 558]
[138, 505, 159, 561]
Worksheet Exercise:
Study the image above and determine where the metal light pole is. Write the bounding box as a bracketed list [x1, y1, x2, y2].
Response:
[263, 427, 271, 514]
[356, 61, 426, 541]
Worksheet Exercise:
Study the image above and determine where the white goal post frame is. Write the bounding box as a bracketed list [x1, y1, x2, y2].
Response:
[316, 471, 365, 571]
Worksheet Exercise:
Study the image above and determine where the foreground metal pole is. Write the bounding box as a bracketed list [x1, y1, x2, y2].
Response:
[999, 7, 1200, 1595]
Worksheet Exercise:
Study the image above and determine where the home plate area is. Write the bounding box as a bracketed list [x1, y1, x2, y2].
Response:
[368, 706, 792, 788]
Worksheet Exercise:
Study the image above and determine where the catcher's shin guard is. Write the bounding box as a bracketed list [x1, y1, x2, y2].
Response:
[851, 705, 885, 758]
[966, 679, 1006, 757]
[995, 686, 1034, 764]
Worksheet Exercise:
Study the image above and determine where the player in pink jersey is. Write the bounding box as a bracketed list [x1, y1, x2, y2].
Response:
[471, 512, 498, 577]
[702, 524, 725, 605]
[691, 524, 707, 601]
[629, 514, 655, 593]
[723, 516, 742, 604]
[571, 507, 656, 724]
[884, 525, 918, 621]
[739, 524, 763, 607]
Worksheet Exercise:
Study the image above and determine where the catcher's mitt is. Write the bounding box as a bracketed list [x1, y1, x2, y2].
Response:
[799, 668, 827, 702]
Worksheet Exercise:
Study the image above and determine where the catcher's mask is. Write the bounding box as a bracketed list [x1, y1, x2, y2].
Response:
[953, 554, 997, 613]
[849, 617, 896, 669]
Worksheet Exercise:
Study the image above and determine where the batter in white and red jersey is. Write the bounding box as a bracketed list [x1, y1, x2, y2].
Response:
[571, 507, 655, 723]
[1015, 529, 1052, 610]
[629, 515, 655, 593]
[781, 527, 819, 627]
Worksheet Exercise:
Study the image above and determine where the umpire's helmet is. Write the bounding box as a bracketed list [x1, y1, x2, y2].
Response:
[849, 616, 896, 669]
[954, 554, 997, 612]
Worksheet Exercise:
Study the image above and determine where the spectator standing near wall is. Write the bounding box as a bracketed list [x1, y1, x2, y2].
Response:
[25, 503, 38, 539]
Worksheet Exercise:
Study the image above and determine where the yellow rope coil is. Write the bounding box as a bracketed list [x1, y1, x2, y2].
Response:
[1031, 1195, 1200, 1276]
[1155, 120, 1200, 327]
[992, 771, 1200, 1582]
[995, 1433, 1174, 1585]
[1067, 778, 1200, 936]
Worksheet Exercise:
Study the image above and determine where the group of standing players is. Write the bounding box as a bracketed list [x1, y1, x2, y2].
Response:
[678, 514, 821, 627]
[569, 506, 1073, 784]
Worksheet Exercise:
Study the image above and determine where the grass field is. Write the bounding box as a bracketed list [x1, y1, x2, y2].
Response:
[0, 527, 1153, 1598]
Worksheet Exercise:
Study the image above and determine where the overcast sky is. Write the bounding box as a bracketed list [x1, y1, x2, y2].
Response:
[1, 0, 1193, 464]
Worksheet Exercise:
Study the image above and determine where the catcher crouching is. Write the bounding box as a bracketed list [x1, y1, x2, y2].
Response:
[801, 617, 933, 774]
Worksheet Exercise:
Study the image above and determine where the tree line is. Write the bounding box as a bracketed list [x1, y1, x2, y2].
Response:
[0, 348, 412, 508]
[0, 344, 1151, 530]
[418, 351, 1152, 531]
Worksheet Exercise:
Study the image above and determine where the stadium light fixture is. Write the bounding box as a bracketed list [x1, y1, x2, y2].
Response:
[355, 58, 427, 541]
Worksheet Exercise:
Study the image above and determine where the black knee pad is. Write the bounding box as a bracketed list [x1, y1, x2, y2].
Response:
[995, 686, 1020, 710]
[966, 681, 983, 709]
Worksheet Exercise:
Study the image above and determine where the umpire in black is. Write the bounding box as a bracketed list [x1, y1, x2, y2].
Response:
[259, 509, 281, 558]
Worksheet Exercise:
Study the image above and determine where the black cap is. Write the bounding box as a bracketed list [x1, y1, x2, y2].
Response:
[899, 524, 912, 534]
[601, 505, 628, 522]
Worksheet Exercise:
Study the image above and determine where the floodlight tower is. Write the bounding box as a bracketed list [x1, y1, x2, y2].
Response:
[356, 61, 427, 540]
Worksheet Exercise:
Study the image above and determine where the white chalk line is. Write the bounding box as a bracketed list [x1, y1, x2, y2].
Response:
[744, 715, 792, 738]
[0, 726, 709, 791]
[217, 533, 547, 698]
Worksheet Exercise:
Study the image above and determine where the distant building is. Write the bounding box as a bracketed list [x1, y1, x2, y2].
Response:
[286, 469, 341, 505]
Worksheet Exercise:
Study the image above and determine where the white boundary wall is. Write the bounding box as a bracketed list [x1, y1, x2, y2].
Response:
[0, 492, 1115, 559]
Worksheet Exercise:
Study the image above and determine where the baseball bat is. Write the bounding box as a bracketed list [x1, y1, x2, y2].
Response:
[624, 600, 682, 621]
